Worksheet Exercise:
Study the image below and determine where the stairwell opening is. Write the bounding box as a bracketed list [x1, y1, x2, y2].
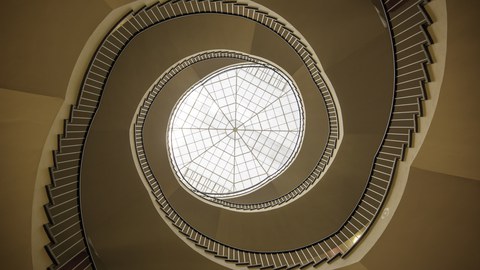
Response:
[167, 63, 305, 199]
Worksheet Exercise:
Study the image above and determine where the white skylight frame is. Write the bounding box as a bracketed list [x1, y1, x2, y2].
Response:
[167, 63, 305, 198]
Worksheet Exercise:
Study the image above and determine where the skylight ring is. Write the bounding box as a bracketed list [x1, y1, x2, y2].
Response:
[167, 63, 305, 198]
[134, 49, 338, 210]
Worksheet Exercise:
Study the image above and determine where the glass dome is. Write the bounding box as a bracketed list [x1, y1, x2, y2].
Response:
[167, 63, 305, 198]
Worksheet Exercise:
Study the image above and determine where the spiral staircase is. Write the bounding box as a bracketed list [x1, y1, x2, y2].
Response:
[1, 0, 479, 270]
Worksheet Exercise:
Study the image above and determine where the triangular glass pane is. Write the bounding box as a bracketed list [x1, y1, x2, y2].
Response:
[172, 88, 232, 130]
[171, 129, 228, 169]
[180, 134, 236, 194]
[233, 135, 268, 185]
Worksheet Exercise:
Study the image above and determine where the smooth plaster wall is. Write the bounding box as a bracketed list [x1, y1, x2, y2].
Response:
[0, 1, 114, 268]
[0, 0, 112, 98]
[359, 1, 480, 269]
[0, 0, 146, 268]
[412, 0, 480, 181]
[0, 88, 62, 269]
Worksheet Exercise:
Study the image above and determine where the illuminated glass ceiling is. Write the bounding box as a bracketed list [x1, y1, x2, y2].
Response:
[167, 64, 304, 198]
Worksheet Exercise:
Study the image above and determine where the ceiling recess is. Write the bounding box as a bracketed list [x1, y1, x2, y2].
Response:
[167, 63, 305, 198]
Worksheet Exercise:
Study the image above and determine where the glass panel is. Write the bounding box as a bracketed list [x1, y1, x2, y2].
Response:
[167, 63, 304, 198]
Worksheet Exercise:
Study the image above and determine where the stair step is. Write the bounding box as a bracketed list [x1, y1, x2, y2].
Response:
[313, 257, 327, 267]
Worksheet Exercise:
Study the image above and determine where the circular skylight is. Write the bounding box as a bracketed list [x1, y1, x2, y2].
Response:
[167, 63, 304, 198]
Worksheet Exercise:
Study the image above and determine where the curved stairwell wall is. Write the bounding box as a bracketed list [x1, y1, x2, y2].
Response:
[0, 0, 479, 270]
[76, 1, 388, 266]
[0, 1, 138, 269]
[45, 0, 413, 267]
